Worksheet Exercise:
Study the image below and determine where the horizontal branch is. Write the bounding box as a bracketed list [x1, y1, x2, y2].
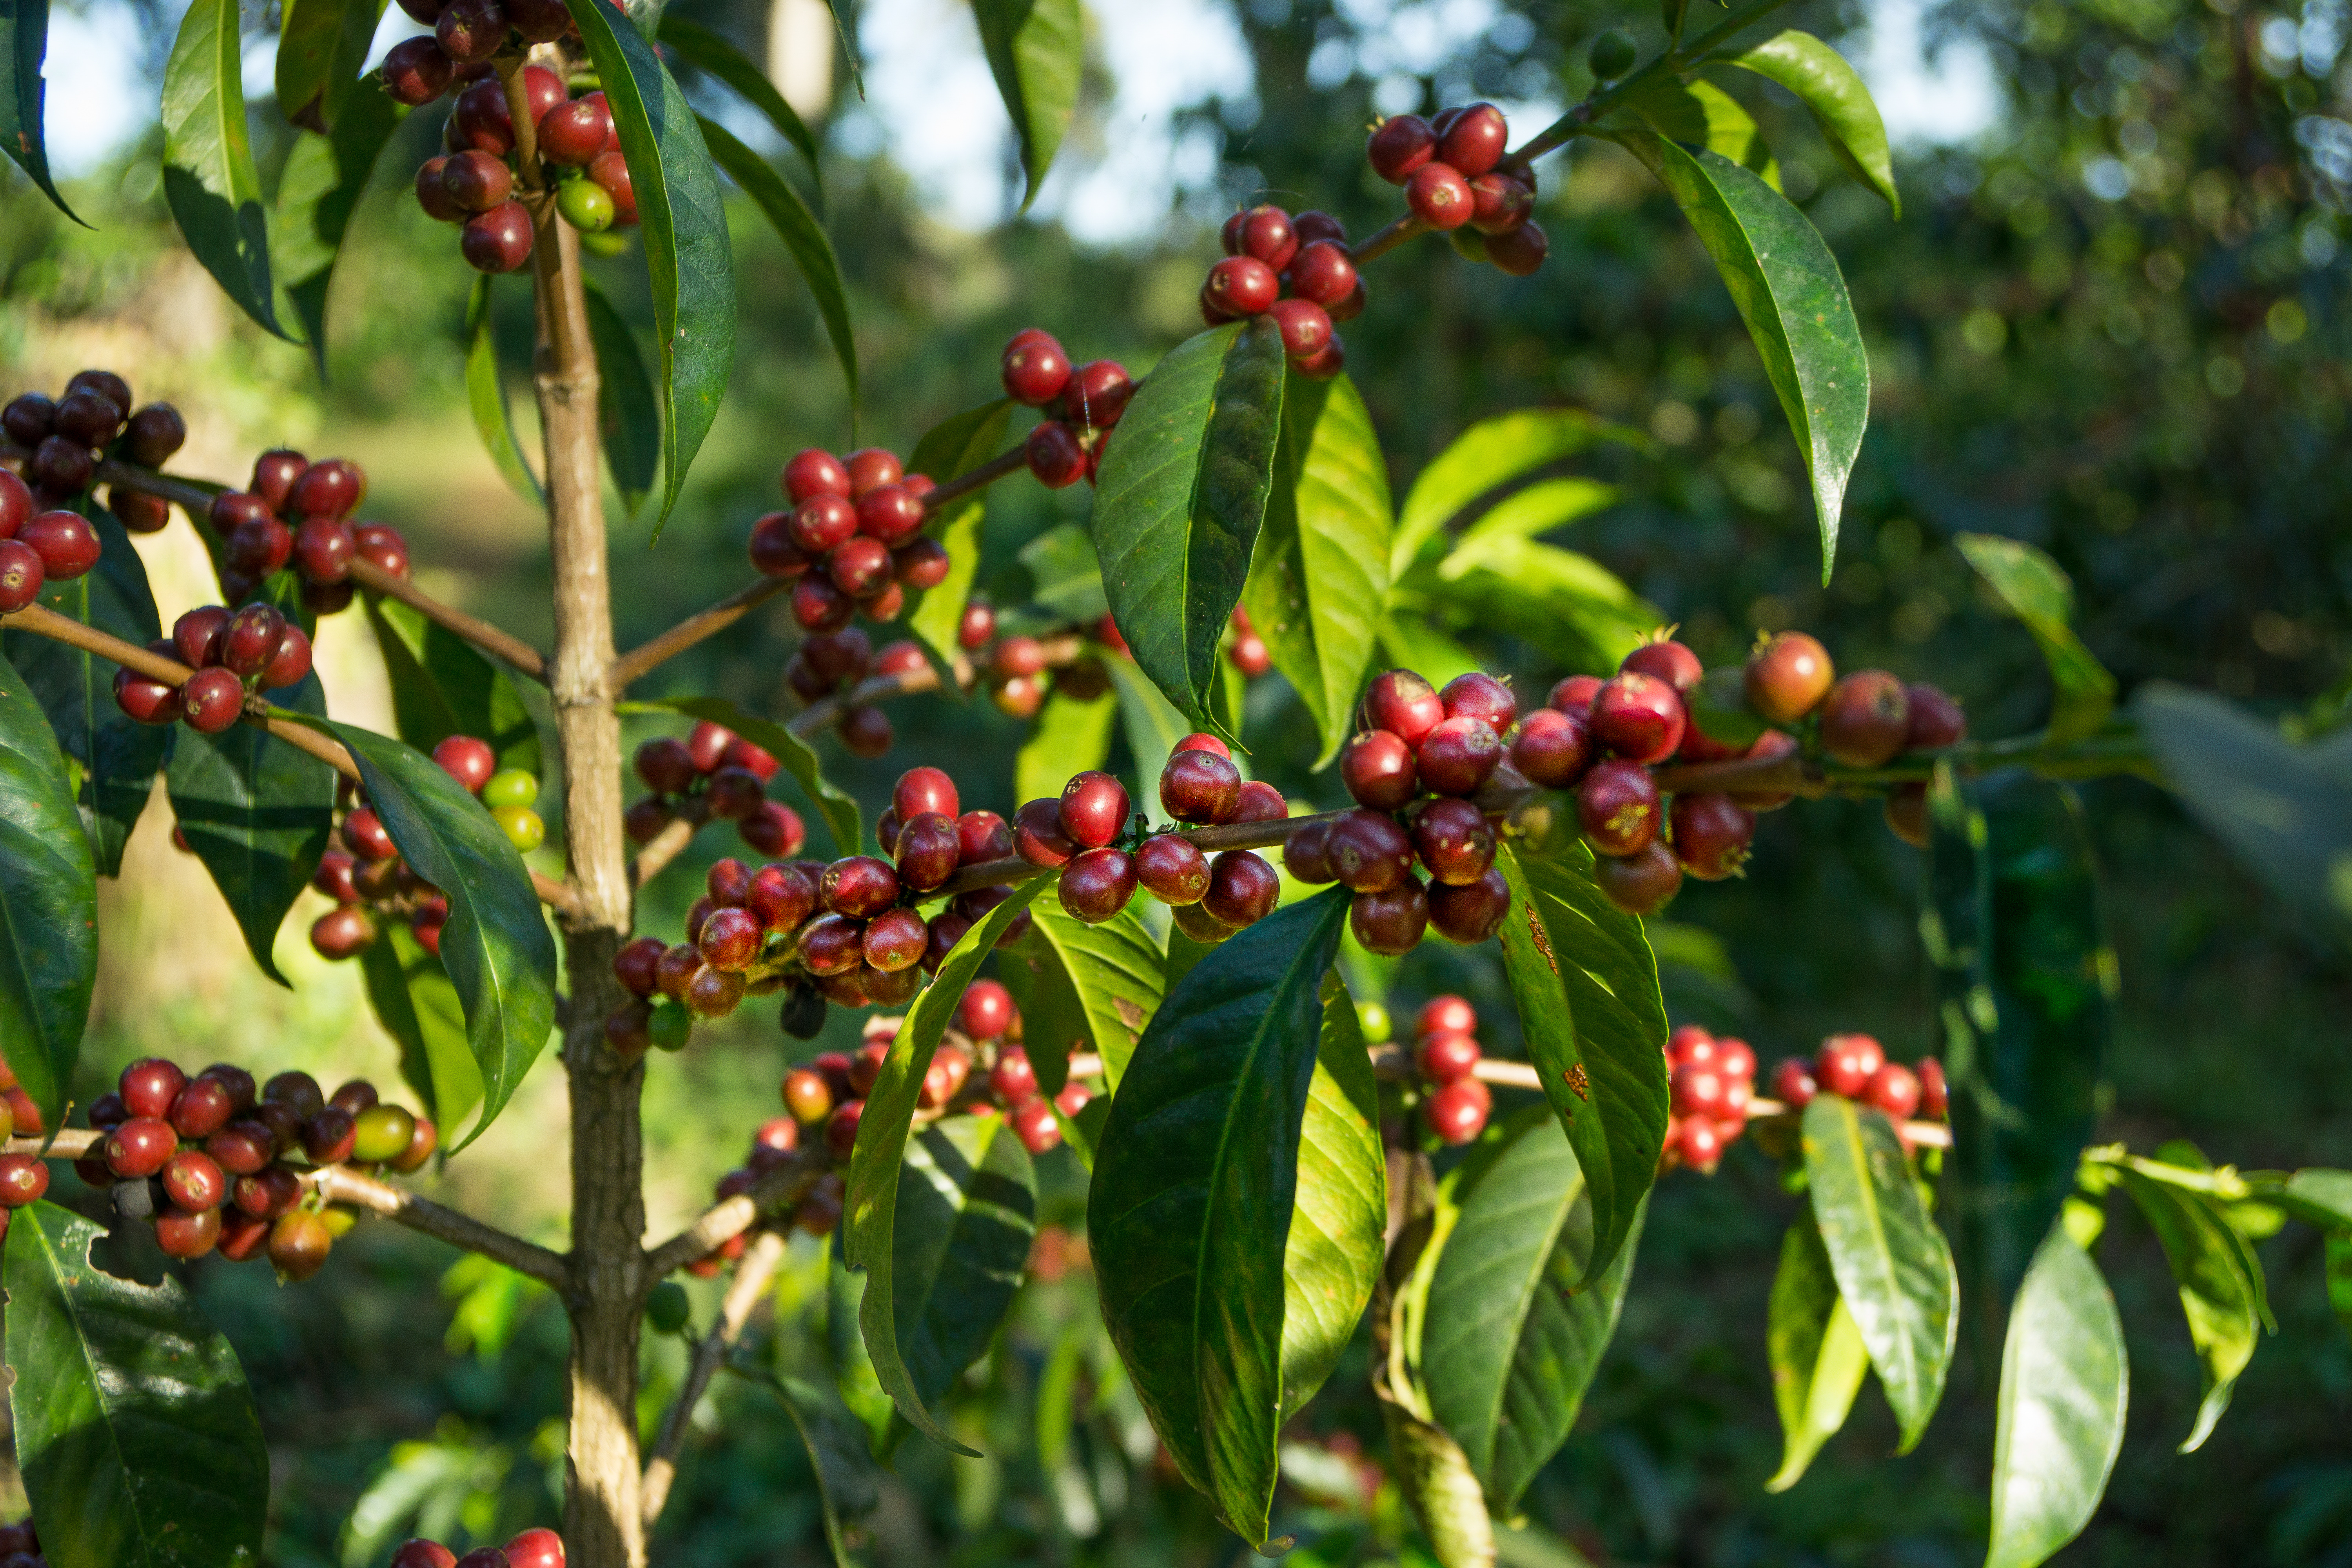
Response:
[642, 1148, 828, 1279]
[1349, 212, 1431, 266]
[350, 559, 548, 681]
[641, 1226, 789, 1525]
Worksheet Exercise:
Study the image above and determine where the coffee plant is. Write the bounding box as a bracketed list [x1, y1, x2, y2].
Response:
[0, 2, 2346, 1565]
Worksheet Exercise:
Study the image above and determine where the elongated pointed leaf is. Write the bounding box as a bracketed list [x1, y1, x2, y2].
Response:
[168, 674, 335, 987]
[276, 80, 403, 373]
[1426, 537, 1658, 675]
[844, 880, 1046, 1452]
[1956, 536, 2115, 742]
[0, 647, 95, 1132]
[274, 0, 381, 131]
[1007, 898, 1164, 1095]
[163, 0, 291, 338]
[630, 695, 857, 853]
[361, 921, 483, 1133]
[1802, 1094, 1957, 1451]
[1723, 30, 1899, 215]
[2278, 1169, 2352, 1230]
[1608, 131, 1866, 578]
[1094, 320, 1288, 730]
[1243, 370, 1392, 767]
[905, 399, 1013, 678]
[1393, 408, 1650, 579]
[657, 13, 823, 183]
[563, 0, 735, 526]
[699, 116, 855, 412]
[973, 0, 1083, 209]
[582, 278, 660, 517]
[464, 274, 544, 506]
[2117, 1170, 2261, 1452]
[1423, 1105, 1643, 1509]
[1016, 688, 1116, 807]
[887, 1113, 1038, 1414]
[3, 502, 171, 875]
[5, 1201, 269, 1568]
[1494, 844, 1668, 1290]
[1617, 76, 1777, 184]
[1087, 889, 1350, 1546]
[1448, 477, 1619, 557]
[1381, 1394, 1497, 1568]
[2, 0, 79, 221]
[316, 721, 557, 1148]
[1765, 1211, 1869, 1492]
[1986, 1225, 2126, 1568]
[1280, 976, 1387, 1418]
[364, 593, 540, 777]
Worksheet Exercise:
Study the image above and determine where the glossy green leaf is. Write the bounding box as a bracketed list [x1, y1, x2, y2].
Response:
[1764, 1211, 1869, 1492]
[1494, 844, 1669, 1290]
[1448, 476, 1619, 557]
[361, 921, 483, 1136]
[276, 78, 402, 374]
[1093, 320, 1288, 731]
[2117, 1170, 2261, 1452]
[2278, 1169, 2352, 1230]
[1, 0, 79, 221]
[1957, 536, 2116, 742]
[1280, 975, 1387, 1419]
[904, 399, 1013, 677]
[0, 647, 96, 1133]
[1101, 648, 1196, 813]
[2, 502, 171, 876]
[1243, 370, 1392, 767]
[1087, 889, 1350, 1546]
[1617, 76, 1778, 184]
[845, 880, 1047, 1452]
[463, 274, 543, 506]
[583, 278, 660, 517]
[1985, 1225, 2127, 1568]
[1380, 1391, 1497, 1568]
[1018, 687, 1116, 806]
[1004, 899, 1163, 1097]
[1392, 407, 1651, 579]
[1425, 537, 1659, 675]
[162, 0, 291, 339]
[563, 0, 735, 526]
[973, 0, 1083, 209]
[1609, 132, 1866, 579]
[365, 594, 541, 778]
[698, 116, 855, 413]
[1723, 30, 1899, 214]
[5, 1201, 269, 1568]
[167, 673, 335, 987]
[1802, 1094, 1958, 1452]
[657, 14, 823, 185]
[886, 1112, 1038, 1420]
[630, 695, 857, 854]
[316, 720, 557, 1149]
[1423, 1105, 1643, 1509]
[274, 0, 382, 131]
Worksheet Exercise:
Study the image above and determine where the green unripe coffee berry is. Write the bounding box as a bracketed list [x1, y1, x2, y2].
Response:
[1448, 227, 1490, 264]
[648, 1000, 693, 1053]
[351, 1104, 418, 1165]
[494, 804, 546, 853]
[559, 178, 617, 233]
[1590, 29, 1637, 80]
[1356, 998, 1392, 1044]
[482, 768, 539, 809]
[646, 1279, 691, 1334]
[321, 1202, 363, 1238]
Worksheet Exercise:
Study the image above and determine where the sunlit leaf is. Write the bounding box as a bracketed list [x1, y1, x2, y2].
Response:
[973, 0, 1083, 209]
[1985, 1224, 2127, 1568]
[1722, 30, 1900, 214]
[163, 0, 292, 338]
[1956, 535, 2116, 742]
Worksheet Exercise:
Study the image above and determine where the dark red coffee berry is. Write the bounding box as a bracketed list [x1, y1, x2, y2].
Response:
[1267, 298, 1332, 361]
[862, 908, 930, 971]
[0, 540, 40, 613]
[1, 392, 54, 446]
[20, 510, 99, 579]
[0, 1154, 49, 1207]
[1364, 669, 1445, 748]
[27, 434, 93, 493]
[1818, 671, 1911, 768]
[821, 855, 899, 918]
[52, 388, 122, 446]
[1205, 255, 1279, 316]
[538, 98, 608, 165]
[782, 448, 851, 503]
[1013, 797, 1076, 866]
[826, 535, 894, 599]
[1427, 869, 1510, 943]
[1058, 770, 1129, 849]
[1904, 683, 1966, 750]
[699, 906, 763, 972]
[1439, 672, 1516, 732]
[1288, 241, 1357, 307]
[1814, 1033, 1885, 1098]
[854, 484, 926, 545]
[1203, 850, 1280, 928]
[1351, 878, 1429, 955]
[106, 1115, 180, 1178]
[1467, 172, 1533, 234]
[461, 202, 537, 273]
[1864, 1062, 1922, 1119]
[1135, 833, 1211, 905]
[430, 734, 496, 794]
[441, 148, 514, 212]
[1058, 846, 1138, 922]
[1161, 748, 1242, 823]
[1406, 163, 1474, 229]
[1770, 1056, 1817, 1109]
[1002, 331, 1073, 406]
[436, 0, 507, 63]
[893, 537, 949, 589]
[114, 662, 183, 725]
[1510, 708, 1593, 788]
[1577, 759, 1661, 856]
[121, 1056, 189, 1120]
[1622, 638, 1702, 694]
[1415, 715, 1504, 797]
[1589, 672, 1685, 764]
[894, 811, 960, 891]
[1669, 792, 1755, 880]
[1745, 631, 1835, 724]
[1056, 359, 1133, 429]
[837, 703, 892, 757]
[1411, 797, 1495, 884]
[383, 36, 454, 104]
[1425, 1080, 1490, 1145]
[1283, 818, 1334, 883]
[1367, 114, 1436, 183]
[181, 667, 246, 733]
[162, 1149, 227, 1210]
[1436, 103, 1507, 177]
[956, 809, 1012, 865]
[791, 573, 853, 633]
[1326, 808, 1412, 892]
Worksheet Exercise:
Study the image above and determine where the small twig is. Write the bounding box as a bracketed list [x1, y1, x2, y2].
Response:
[641, 1227, 789, 1525]
[1348, 213, 1430, 266]
[642, 1149, 828, 1279]
[628, 797, 711, 889]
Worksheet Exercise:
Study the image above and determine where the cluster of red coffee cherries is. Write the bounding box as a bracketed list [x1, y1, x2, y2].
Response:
[1405, 995, 1494, 1147]
[750, 445, 953, 637]
[2, 365, 184, 519]
[785, 629, 928, 755]
[0, 472, 100, 617]
[109, 601, 314, 736]
[1198, 208, 1357, 376]
[1365, 104, 1549, 276]
[205, 448, 409, 612]
[1293, 667, 1517, 955]
[970, 617, 1094, 719]
[1769, 1033, 1948, 1145]
[681, 1113, 842, 1277]
[625, 717, 808, 858]
[388, 1526, 564, 1568]
[1001, 329, 1135, 488]
[1659, 1024, 1759, 1173]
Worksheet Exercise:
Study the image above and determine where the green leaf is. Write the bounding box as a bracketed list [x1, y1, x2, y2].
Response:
[824, 1255, 895, 1453]
[315, 721, 557, 1149]
[275, 80, 403, 374]
[697, 116, 854, 414]
[1281, 975, 1387, 1419]
[274, 0, 382, 131]
[1018, 523, 1107, 622]
[1448, 476, 1620, 557]
[1425, 537, 1659, 676]
[464, 274, 544, 507]
[1100, 648, 1196, 813]
[1722, 30, 1900, 215]
[1376, 612, 1485, 691]
[563, 0, 736, 526]
[656, 14, 824, 187]
[1379, 1397, 1497, 1568]
[1086, 889, 1351, 1546]
[1801, 1094, 1958, 1452]
[1242, 370, 1393, 767]
[752, 1372, 882, 1568]
[904, 399, 1014, 677]
[162, 0, 292, 339]
[1764, 1211, 1870, 1492]
[1093, 320, 1288, 730]
[1616, 76, 1778, 185]
[844, 880, 1048, 1452]
[1606, 132, 1867, 579]
[582, 278, 660, 518]
[0, 648, 96, 1133]
[1003, 898, 1163, 1099]
[1016, 688, 1116, 817]
[629, 695, 857, 854]
[1494, 844, 1669, 1290]
[1956, 536, 2116, 743]
[1423, 1105, 1644, 1510]
[5, 1201, 269, 1568]
[887, 1114, 1038, 1416]
[2, 502, 171, 876]
[2278, 1169, 2352, 1231]
[1, 0, 80, 221]
[1392, 407, 1651, 580]
[361, 921, 484, 1136]
[972, 0, 1083, 209]
[167, 673, 336, 987]
[1985, 1224, 2127, 1568]
[2116, 1170, 2261, 1452]
[365, 594, 541, 778]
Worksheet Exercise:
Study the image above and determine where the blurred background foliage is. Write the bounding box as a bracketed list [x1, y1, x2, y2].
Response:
[3, 0, 2349, 1561]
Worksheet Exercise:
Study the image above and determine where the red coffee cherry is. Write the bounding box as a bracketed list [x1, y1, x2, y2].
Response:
[110, 486, 171, 534]
[946, 810, 1007, 867]
[1361, 668, 1442, 748]
[354, 523, 410, 578]
[504, 1529, 566, 1568]
[53, 387, 122, 446]
[1416, 1029, 1481, 1083]
[797, 914, 866, 976]
[269, 1210, 333, 1280]
[1227, 204, 1298, 269]
[1026, 419, 1087, 488]
[821, 855, 899, 918]
[180, 666, 246, 733]
[1205, 255, 1280, 316]
[953, 979, 1011, 1041]
[1486, 220, 1549, 277]
[1411, 797, 1495, 884]
[0, 539, 42, 613]
[705, 765, 766, 822]
[204, 1122, 276, 1177]
[1917, 1058, 1948, 1119]
[1135, 833, 1212, 905]
[436, 0, 506, 62]
[826, 535, 895, 599]
[20, 510, 99, 579]
[107, 1115, 180, 1178]
[791, 573, 854, 633]
[1436, 103, 1508, 177]
[891, 536, 951, 591]
[747, 862, 817, 931]
[441, 149, 514, 212]
[1266, 298, 1332, 361]
[1367, 114, 1436, 183]
[1406, 162, 1474, 229]
[993, 635, 1047, 679]
[707, 857, 753, 908]
[1161, 748, 1242, 823]
[1813, 1033, 1886, 1098]
[894, 812, 960, 892]
[1011, 797, 1076, 867]
[685, 964, 747, 1018]
[0, 391, 53, 446]
[1904, 683, 1967, 750]
[782, 447, 852, 503]
[114, 659, 184, 726]
[391, 1544, 458, 1568]
[162, 1149, 227, 1210]
[1745, 631, 1835, 724]
[1337, 729, 1416, 811]
[1326, 808, 1414, 893]
[1413, 996, 1472, 1038]
[1818, 671, 1912, 768]
[1058, 770, 1129, 849]
[1675, 1116, 1726, 1171]
[823, 1099, 865, 1161]
[1057, 359, 1133, 429]
[1668, 793, 1755, 881]
[328, 1079, 378, 1117]
[1467, 172, 1533, 234]
[1203, 850, 1280, 928]
[1287, 241, 1357, 307]
[1008, 1095, 1060, 1155]
[1621, 638, 1703, 694]
[988, 1046, 1038, 1105]
[588, 150, 636, 223]
[154, 1205, 223, 1259]
[854, 484, 926, 545]
[1059, 846, 1138, 923]
[1589, 672, 1686, 764]
[862, 908, 930, 971]
[1350, 878, 1429, 955]
[1002, 330, 1074, 407]
[382, 36, 454, 105]
[1577, 760, 1661, 857]
[431, 734, 496, 793]
[0, 1153, 49, 1207]
[1670, 1061, 1729, 1118]
[1864, 1062, 1922, 1120]
[1293, 210, 1347, 247]
[789, 494, 858, 555]
[699, 906, 763, 972]
[1770, 1057, 1818, 1108]
[232, 1165, 302, 1220]
[1414, 716, 1504, 797]
[122, 1056, 189, 1119]
[304, 1106, 358, 1164]
[1667, 1025, 1716, 1067]
[295, 518, 355, 584]
[957, 602, 996, 650]
[1510, 708, 1593, 788]
[462, 202, 537, 273]
[310, 906, 377, 960]
[1283, 818, 1334, 883]
[841, 448, 903, 499]
[1440, 672, 1516, 731]
[1428, 869, 1509, 943]
[1545, 675, 1598, 715]
[1425, 1080, 1490, 1145]
[633, 737, 697, 795]
[613, 936, 666, 998]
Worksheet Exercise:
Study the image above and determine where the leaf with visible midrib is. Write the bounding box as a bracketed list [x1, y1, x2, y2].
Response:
[1281, 975, 1387, 1419]
[582, 279, 661, 518]
[0, 648, 96, 1133]
[1986, 1224, 2127, 1568]
[2118, 1170, 2261, 1452]
[1086, 889, 1352, 1546]
[1006, 900, 1165, 1095]
[361, 921, 483, 1135]
[276, 78, 403, 374]
[698, 117, 855, 414]
[168, 674, 336, 987]
[1802, 1094, 1957, 1452]
[629, 695, 858, 855]
[274, 0, 382, 131]
[891, 1114, 1038, 1416]
[1391, 407, 1651, 578]
[1723, 30, 1900, 215]
[163, 0, 291, 338]
[2, 0, 81, 221]
[1764, 1209, 1869, 1492]
[1956, 535, 2116, 742]
[1423, 1104, 1642, 1510]
[6, 1201, 269, 1568]
[973, 0, 1083, 209]
[1494, 844, 1668, 1290]
[1093, 320, 1288, 731]
[906, 399, 1015, 679]
[365, 593, 541, 777]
